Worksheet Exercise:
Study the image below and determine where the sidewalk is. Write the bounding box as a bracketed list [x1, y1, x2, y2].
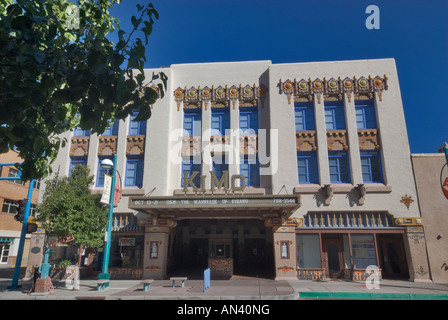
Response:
[1, 267, 448, 300]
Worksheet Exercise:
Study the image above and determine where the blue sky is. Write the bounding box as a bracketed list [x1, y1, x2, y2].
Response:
[111, 0, 448, 154]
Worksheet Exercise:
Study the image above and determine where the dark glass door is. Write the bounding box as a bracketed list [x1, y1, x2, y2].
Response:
[322, 235, 343, 278]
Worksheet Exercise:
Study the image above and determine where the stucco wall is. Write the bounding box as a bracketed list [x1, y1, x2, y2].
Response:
[412, 153, 448, 284]
[269, 59, 420, 219]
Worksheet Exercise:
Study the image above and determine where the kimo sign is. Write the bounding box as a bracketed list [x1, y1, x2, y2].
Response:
[183, 171, 245, 193]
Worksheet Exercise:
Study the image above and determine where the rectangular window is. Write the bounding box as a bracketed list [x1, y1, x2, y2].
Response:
[351, 234, 377, 269]
[239, 107, 258, 134]
[8, 168, 25, 186]
[2, 199, 17, 214]
[295, 102, 315, 131]
[212, 155, 229, 180]
[34, 180, 41, 190]
[240, 155, 260, 187]
[69, 156, 87, 176]
[129, 111, 147, 135]
[328, 151, 350, 183]
[297, 152, 319, 184]
[181, 157, 201, 187]
[96, 156, 113, 187]
[325, 101, 346, 130]
[73, 126, 90, 137]
[296, 234, 321, 268]
[1, 242, 11, 264]
[211, 108, 230, 136]
[102, 119, 119, 136]
[360, 151, 383, 183]
[183, 110, 202, 136]
[125, 156, 144, 187]
[355, 100, 377, 129]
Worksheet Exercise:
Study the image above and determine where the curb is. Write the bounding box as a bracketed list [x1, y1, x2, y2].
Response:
[298, 291, 448, 300]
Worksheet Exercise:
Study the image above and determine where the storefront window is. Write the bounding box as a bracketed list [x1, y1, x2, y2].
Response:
[351, 234, 377, 269]
[111, 235, 144, 268]
[296, 234, 321, 268]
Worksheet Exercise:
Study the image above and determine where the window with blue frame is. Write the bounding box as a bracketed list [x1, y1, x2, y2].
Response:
[211, 108, 230, 136]
[240, 155, 260, 187]
[239, 107, 258, 135]
[102, 119, 119, 136]
[181, 157, 201, 187]
[328, 151, 350, 183]
[360, 151, 383, 183]
[125, 156, 144, 187]
[96, 156, 113, 187]
[297, 152, 319, 184]
[73, 126, 90, 137]
[183, 109, 202, 136]
[325, 101, 346, 130]
[129, 111, 147, 135]
[295, 102, 315, 131]
[212, 155, 229, 180]
[355, 100, 377, 129]
[69, 156, 87, 176]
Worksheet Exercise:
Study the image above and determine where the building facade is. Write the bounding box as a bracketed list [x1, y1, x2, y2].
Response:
[0, 150, 40, 267]
[40, 59, 431, 282]
[411, 150, 448, 284]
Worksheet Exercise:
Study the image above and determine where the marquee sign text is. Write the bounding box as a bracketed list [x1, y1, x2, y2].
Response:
[183, 171, 245, 193]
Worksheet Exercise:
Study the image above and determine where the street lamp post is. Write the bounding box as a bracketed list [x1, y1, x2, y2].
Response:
[98, 154, 117, 289]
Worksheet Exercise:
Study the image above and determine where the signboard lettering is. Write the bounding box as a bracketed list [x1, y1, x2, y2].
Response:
[129, 196, 299, 209]
[182, 171, 245, 193]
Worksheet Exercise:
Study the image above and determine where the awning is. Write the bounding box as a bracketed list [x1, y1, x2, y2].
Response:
[128, 194, 301, 220]
[0, 238, 13, 243]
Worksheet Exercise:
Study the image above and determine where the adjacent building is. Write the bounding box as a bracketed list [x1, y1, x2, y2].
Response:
[0, 150, 40, 267]
[411, 148, 448, 284]
[40, 58, 433, 282]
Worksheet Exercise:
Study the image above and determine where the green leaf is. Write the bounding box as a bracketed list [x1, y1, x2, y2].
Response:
[33, 48, 46, 64]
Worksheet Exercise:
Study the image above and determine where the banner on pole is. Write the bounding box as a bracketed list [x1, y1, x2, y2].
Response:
[100, 174, 112, 205]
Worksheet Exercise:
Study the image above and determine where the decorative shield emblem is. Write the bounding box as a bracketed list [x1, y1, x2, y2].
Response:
[442, 177, 448, 199]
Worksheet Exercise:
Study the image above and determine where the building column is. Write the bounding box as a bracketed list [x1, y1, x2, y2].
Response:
[344, 93, 363, 185]
[396, 218, 431, 282]
[229, 100, 240, 177]
[272, 225, 297, 280]
[314, 93, 330, 185]
[143, 217, 177, 280]
[201, 101, 212, 189]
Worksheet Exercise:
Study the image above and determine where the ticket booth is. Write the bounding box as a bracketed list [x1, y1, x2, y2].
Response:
[208, 237, 233, 279]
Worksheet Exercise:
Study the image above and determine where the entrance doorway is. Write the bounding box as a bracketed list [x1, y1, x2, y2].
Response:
[378, 235, 408, 279]
[170, 219, 274, 279]
[322, 235, 344, 278]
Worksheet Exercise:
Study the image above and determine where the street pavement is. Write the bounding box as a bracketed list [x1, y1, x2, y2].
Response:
[1, 266, 448, 301]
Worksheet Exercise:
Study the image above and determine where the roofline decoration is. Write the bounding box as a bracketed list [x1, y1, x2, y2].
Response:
[174, 84, 268, 111]
[279, 75, 388, 104]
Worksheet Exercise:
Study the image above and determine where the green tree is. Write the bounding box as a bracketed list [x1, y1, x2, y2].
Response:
[0, 0, 167, 180]
[37, 164, 108, 267]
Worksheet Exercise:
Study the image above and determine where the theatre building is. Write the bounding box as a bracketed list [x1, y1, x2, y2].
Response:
[41, 59, 431, 282]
